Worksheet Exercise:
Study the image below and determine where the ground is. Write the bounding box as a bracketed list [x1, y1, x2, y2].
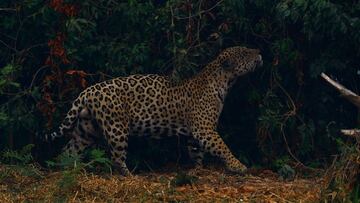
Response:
[0, 165, 323, 202]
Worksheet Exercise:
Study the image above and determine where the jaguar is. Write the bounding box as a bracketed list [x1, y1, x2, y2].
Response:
[47, 46, 263, 175]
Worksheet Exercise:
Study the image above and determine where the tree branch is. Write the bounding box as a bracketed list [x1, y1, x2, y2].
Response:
[321, 73, 360, 108]
[321, 72, 360, 139]
[341, 129, 360, 138]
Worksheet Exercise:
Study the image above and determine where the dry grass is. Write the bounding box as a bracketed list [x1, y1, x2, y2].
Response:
[0, 165, 323, 202]
[321, 141, 360, 201]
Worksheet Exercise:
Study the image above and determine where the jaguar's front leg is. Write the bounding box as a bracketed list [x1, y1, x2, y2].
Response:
[187, 137, 204, 167]
[192, 130, 247, 173]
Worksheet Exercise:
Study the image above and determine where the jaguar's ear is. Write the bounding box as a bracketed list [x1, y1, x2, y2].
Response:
[221, 58, 235, 71]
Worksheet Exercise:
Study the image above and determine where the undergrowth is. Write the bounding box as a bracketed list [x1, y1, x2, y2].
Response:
[0, 144, 43, 179]
[322, 138, 360, 202]
[46, 148, 112, 193]
[0, 145, 112, 200]
[0, 140, 358, 202]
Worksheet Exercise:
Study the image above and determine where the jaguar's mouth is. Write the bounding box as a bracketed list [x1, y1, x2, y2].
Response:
[257, 55, 263, 67]
[228, 77, 237, 86]
[248, 55, 263, 72]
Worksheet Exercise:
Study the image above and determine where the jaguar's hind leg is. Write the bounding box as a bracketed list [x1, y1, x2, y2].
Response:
[96, 111, 131, 176]
[63, 124, 94, 156]
[104, 126, 130, 175]
[63, 136, 93, 156]
[63, 111, 99, 156]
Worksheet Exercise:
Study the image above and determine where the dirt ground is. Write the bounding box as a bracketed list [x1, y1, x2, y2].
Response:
[0, 165, 324, 202]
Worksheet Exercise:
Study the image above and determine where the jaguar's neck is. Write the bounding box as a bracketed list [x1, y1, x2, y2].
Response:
[185, 62, 235, 95]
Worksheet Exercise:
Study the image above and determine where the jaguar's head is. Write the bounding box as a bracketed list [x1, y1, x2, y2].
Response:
[217, 46, 263, 76]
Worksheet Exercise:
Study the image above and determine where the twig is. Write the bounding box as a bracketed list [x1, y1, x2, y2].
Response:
[269, 192, 293, 203]
[0, 8, 16, 12]
[28, 65, 50, 90]
[271, 70, 307, 168]
[280, 123, 306, 169]
[0, 32, 16, 41]
[0, 38, 18, 53]
[143, 161, 154, 173]
[173, 0, 224, 20]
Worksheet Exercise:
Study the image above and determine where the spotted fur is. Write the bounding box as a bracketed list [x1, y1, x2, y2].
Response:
[48, 46, 263, 175]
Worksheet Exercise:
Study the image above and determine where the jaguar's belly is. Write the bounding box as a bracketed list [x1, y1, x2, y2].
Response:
[129, 120, 190, 139]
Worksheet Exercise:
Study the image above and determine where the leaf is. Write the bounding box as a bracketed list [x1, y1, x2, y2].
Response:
[58, 170, 78, 190]
[46, 152, 82, 170]
[0, 110, 9, 127]
[1, 144, 34, 165]
[9, 81, 20, 88]
[1, 64, 16, 75]
[66, 70, 88, 77]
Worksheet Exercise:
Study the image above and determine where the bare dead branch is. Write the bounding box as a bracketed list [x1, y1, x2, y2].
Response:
[341, 129, 360, 140]
[0, 8, 16, 12]
[321, 73, 360, 108]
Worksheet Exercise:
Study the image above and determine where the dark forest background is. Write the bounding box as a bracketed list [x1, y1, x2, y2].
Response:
[0, 0, 359, 171]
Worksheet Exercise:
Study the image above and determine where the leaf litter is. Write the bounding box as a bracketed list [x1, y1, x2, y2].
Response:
[0, 165, 324, 202]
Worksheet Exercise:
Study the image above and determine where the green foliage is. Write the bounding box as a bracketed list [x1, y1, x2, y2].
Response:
[297, 120, 315, 156]
[171, 171, 198, 187]
[273, 156, 291, 170]
[46, 152, 82, 170]
[47, 149, 112, 172]
[0, 64, 20, 94]
[1, 144, 34, 165]
[277, 164, 295, 181]
[85, 148, 113, 172]
[57, 166, 81, 191]
[0, 144, 42, 179]
[46, 149, 112, 191]
[350, 183, 359, 203]
[322, 139, 359, 201]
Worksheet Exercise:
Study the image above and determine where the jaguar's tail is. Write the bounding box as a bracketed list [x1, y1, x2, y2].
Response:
[45, 96, 85, 142]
